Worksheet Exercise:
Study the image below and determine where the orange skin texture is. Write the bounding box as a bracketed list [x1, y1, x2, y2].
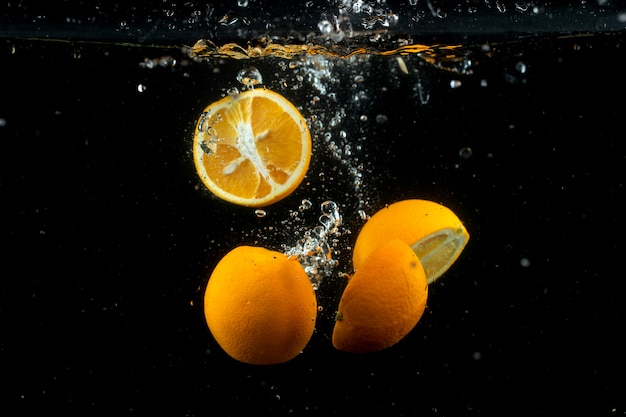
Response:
[333, 239, 428, 353]
[204, 246, 317, 365]
[352, 199, 469, 281]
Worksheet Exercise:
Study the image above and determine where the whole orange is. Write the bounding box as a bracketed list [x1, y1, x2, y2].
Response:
[204, 246, 317, 364]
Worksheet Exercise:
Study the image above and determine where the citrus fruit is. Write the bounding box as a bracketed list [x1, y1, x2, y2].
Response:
[193, 88, 312, 207]
[204, 246, 317, 365]
[332, 239, 428, 353]
[353, 199, 469, 284]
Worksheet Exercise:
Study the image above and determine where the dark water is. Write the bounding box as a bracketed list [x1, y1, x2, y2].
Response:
[1, 30, 626, 415]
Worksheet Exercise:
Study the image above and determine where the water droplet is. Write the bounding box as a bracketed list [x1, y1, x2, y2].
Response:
[237, 0, 248, 7]
[354, 75, 365, 83]
[520, 258, 530, 267]
[450, 80, 462, 88]
[254, 209, 267, 218]
[137, 83, 147, 93]
[236, 67, 263, 87]
[515, 61, 527, 74]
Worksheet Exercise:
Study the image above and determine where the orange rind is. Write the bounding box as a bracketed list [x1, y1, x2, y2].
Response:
[353, 199, 469, 284]
[332, 239, 428, 353]
[204, 246, 317, 364]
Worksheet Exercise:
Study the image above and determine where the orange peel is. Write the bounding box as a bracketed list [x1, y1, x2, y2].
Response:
[332, 239, 428, 353]
[204, 246, 317, 364]
[353, 199, 469, 284]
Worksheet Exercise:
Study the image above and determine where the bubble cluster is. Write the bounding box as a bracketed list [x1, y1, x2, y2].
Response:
[140, 55, 177, 69]
[283, 200, 343, 289]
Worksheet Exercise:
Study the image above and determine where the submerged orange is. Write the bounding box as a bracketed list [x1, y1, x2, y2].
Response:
[193, 88, 312, 207]
[353, 199, 469, 284]
[332, 239, 428, 353]
[204, 246, 317, 365]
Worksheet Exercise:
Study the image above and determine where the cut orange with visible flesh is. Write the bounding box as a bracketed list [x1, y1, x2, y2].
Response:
[332, 239, 428, 353]
[353, 199, 469, 284]
[204, 246, 317, 365]
[193, 89, 312, 207]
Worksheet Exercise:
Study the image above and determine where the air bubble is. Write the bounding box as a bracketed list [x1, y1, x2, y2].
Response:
[450, 80, 462, 88]
[515, 61, 527, 74]
[318, 20, 332, 35]
[459, 147, 473, 159]
[137, 83, 147, 93]
[321, 200, 338, 216]
[236, 66, 263, 87]
[300, 199, 313, 211]
[375, 114, 388, 124]
[254, 209, 267, 218]
[226, 87, 240, 98]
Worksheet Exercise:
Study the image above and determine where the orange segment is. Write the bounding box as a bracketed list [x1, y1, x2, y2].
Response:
[353, 199, 469, 284]
[204, 246, 317, 365]
[332, 239, 428, 353]
[193, 89, 312, 207]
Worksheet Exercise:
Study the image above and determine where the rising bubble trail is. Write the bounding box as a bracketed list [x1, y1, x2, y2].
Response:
[283, 200, 343, 289]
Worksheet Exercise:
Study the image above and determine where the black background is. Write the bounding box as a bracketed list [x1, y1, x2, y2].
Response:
[2, 30, 626, 415]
